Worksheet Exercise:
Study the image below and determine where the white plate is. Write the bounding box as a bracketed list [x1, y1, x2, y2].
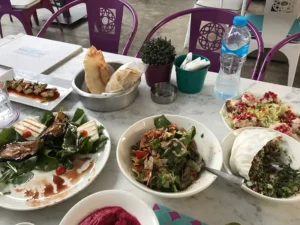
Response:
[222, 127, 300, 203]
[117, 114, 223, 198]
[60, 190, 159, 225]
[0, 69, 72, 111]
[0, 111, 111, 210]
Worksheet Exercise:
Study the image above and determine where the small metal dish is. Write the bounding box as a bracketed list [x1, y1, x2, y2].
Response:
[72, 62, 140, 112]
[151, 82, 177, 104]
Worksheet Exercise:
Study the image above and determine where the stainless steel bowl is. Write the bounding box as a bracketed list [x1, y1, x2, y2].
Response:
[151, 82, 177, 104]
[72, 62, 139, 112]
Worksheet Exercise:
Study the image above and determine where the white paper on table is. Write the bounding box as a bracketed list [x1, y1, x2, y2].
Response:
[0, 34, 83, 74]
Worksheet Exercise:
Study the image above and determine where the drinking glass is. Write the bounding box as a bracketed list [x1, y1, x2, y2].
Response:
[0, 80, 13, 120]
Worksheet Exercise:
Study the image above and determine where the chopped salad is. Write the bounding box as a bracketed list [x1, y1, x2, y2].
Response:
[246, 138, 300, 198]
[223, 91, 300, 140]
[131, 115, 204, 192]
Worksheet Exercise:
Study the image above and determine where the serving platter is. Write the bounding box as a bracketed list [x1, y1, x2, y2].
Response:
[0, 69, 72, 111]
[0, 112, 111, 211]
[220, 92, 300, 140]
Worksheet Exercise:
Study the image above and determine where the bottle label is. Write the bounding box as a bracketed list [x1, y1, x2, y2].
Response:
[221, 41, 250, 57]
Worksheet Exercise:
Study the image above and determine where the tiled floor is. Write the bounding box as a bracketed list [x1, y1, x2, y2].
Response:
[0, 0, 299, 87]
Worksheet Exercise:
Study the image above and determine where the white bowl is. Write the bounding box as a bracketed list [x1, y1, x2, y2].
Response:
[60, 190, 159, 225]
[222, 127, 300, 203]
[117, 114, 223, 198]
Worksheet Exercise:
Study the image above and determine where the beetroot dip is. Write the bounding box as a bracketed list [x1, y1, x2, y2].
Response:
[79, 206, 141, 225]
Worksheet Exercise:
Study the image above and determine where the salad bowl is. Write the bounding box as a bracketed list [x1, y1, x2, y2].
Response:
[117, 114, 223, 198]
[222, 127, 300, 203]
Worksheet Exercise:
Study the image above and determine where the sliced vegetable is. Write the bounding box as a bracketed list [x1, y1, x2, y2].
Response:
[72, 108, 88, 126]
[39, 111, 54, 126]
[22, 130, 32, 138]
[90, 135, 108, 153]
[78, 136, 94, 154]
[56, 166, 66, 175]
[150, 139, 161, 150]
[35, 149, 59, 172]
[154, 115, 171, 128]
[181, 126, 196, 146]
[136, 150, 148, 159]
[80, 130, 88, 138]
[0, 127, 25, 147]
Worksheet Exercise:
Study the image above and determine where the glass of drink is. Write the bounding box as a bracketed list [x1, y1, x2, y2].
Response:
[0, 80, 13, 120]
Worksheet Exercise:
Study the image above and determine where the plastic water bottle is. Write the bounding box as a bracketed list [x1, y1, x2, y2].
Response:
[214, 16, 251, 100]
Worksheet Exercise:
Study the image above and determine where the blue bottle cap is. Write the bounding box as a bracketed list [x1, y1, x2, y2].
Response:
[233, 16, 248, 26]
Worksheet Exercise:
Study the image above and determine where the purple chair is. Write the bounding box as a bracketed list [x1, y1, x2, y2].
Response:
[136, 7, 264, 79]
[257, 32, 300, 82]
[0, 0, 60, 38]
[38, 0, 138, 55]
[246, 0, 252, 10]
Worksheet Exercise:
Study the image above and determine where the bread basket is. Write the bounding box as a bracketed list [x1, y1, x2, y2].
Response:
[72, 62, 140, 112]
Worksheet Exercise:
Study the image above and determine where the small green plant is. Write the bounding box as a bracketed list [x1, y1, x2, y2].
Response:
[141, 37, 176, 66]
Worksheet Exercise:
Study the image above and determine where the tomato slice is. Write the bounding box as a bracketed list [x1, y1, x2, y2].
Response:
[136, 150, 148, 159]
[80, 130, 88, 138]
[56, 166, 66, 176]
[22, 130, 32, 138]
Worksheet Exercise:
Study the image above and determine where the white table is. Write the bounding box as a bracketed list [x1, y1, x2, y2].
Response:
[1, 49, 300, 225]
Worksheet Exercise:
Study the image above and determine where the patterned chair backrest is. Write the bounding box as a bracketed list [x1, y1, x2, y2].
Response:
[37, 0, 138, 55]
[136, 7, 263, 78]
[86, 0, 124, 54]
[189, 9, 236, 72]
[262, 0, 300, 44]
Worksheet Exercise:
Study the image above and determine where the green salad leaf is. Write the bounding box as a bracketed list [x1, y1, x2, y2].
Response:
[61, 123, 78, 155]
[154, 115, 171, 128]
[150, 139, 161, 150]
[35, 149, 59, 171]
[72, 108, 88, 126]
[39, 111, 54, 126]
[0, 127, 25, 146]
[181, 126, 196, 146]
[0, 156, 37, 190]
[92, 135, 108, 153]
[11, 172, 34, 185]
[78, 136, 94, 154]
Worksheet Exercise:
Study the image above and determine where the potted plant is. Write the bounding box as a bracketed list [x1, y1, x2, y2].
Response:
[141, 37, 176, 87]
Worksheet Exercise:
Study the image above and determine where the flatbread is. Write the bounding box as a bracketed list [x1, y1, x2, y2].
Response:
[105, 66, 142, 93]
[83, 46, 111, 94]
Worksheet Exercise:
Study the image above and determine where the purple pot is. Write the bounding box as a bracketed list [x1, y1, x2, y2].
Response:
[145, 62, 174, 87]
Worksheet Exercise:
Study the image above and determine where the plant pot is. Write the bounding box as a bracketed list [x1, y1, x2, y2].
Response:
[145, 62, 174, 87]
[174, 54, 210, 94]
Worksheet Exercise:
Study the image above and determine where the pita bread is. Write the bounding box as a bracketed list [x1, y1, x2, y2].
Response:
[105, 66, 142, 93]
[83, 46, 111, 94]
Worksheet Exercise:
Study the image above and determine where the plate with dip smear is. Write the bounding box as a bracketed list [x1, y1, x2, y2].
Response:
[0, 110, 111, 210]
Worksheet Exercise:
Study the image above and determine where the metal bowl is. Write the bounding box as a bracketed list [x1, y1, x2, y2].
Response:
[72, 62, 139, 112]
[150, 82, 177, 104]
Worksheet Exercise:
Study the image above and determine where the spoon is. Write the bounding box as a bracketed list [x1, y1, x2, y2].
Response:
[203, 166, 245, 186]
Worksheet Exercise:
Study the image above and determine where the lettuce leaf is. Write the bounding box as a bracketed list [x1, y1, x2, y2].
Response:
[0, 127, 25, 147]
[72, 108, 88, 126]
